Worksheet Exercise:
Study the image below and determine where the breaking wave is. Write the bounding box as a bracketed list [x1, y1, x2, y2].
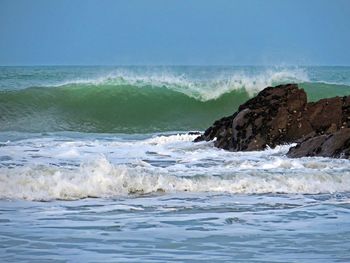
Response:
[0, 68, 349, 133]
[1, 156, 350, 201]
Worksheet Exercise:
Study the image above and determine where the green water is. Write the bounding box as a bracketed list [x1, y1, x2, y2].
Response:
[0, 66, 349, 133]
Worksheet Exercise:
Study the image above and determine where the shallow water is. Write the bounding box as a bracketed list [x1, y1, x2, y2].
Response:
[1, 133, 350, 200]
[1, 193, 350, 262]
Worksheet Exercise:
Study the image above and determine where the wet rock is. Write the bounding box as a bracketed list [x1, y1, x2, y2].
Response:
[187, 131, 201, 136]
[287, 128, 350, 159]
[195, 83, 350, 157]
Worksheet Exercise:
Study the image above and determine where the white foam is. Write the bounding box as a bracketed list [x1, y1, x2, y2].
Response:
[1, 155, 350, 201]
[143, 134, 199, 145]
[1, 133, 350, 201]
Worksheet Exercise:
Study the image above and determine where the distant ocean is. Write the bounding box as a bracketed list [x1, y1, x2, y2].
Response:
[1, 66, 350, 262]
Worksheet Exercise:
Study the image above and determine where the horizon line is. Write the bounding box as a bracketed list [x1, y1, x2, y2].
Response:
[1, 63, 350, 67]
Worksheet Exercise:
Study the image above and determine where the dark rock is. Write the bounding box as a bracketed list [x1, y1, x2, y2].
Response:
[287, 128, 350, 158]
[188, 131, 201, 136]
[195, 83, 350, 157]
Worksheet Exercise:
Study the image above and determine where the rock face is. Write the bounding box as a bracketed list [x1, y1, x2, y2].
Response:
[195, 83, 350, 158]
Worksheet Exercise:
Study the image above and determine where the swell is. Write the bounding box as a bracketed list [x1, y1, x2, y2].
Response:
[0, 81, 349, 133]
[300, 82, 350, 101]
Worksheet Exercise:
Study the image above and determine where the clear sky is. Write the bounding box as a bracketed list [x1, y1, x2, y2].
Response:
[0, 0, 349, 66]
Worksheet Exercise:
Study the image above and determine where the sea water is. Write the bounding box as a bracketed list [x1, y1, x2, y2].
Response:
[0, 66, 350, 262]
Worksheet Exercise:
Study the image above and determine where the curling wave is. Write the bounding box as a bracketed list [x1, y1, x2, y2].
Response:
[0, 68, 349, 133]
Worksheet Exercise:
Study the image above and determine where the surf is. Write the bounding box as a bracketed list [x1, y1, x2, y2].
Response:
[1, 154, 350, 201]
[1, 133, 350, 201]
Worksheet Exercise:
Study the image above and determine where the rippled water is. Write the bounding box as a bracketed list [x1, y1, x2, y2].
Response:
[1, 193, 350, 262]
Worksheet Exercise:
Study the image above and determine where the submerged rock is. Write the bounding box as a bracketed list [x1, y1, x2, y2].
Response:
[195, 83, 350, 158]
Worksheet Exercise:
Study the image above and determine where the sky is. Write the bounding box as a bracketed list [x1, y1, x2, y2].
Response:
[0, 0, 349, 66]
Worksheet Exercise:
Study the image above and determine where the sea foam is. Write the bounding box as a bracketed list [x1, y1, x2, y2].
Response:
[0, 153, 350, 200]
[1, 142, 350, 201]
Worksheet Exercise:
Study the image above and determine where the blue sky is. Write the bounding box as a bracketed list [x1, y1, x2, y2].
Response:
[0, 0, 349, 66]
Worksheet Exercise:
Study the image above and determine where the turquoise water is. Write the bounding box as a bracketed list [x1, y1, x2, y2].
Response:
[0, 66, 350, 262]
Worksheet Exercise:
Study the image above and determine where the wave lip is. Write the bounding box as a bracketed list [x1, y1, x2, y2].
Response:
[41, 67, 310, 100]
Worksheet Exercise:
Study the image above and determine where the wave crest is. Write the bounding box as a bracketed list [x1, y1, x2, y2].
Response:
[50, 68, 309, 100]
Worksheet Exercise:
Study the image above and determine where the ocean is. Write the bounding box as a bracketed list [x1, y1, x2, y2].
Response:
[0, 66, 350, 262]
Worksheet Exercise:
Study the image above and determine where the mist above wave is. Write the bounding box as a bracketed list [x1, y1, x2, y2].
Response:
[45, 67, 309, 101]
